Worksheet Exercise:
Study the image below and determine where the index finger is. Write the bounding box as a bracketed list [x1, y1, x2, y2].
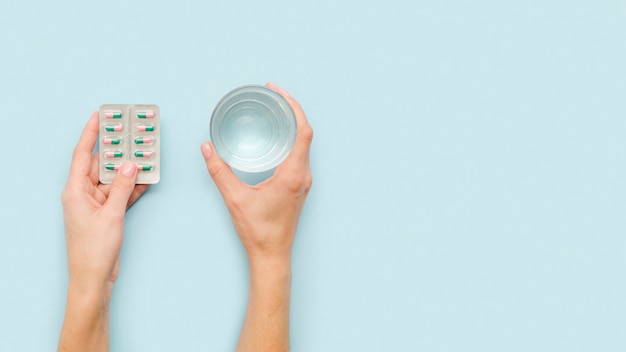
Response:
[69, 112, 99, 180]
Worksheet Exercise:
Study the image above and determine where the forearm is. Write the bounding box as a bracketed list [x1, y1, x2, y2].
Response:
[203, 82, 311, 352]
[237, 256, 292, 352]
[58, 282, 112, 352]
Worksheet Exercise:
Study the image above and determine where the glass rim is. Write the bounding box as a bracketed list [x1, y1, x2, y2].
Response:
[210, 85, 297, 173]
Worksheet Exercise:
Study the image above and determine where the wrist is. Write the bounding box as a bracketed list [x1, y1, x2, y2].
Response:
[247, 254, 292, 289]
[248, 252, 291, 274]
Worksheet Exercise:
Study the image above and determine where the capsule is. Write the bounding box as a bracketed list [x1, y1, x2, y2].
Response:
[104, 111, 122, 119]
[134, 137, 153, 144]
[137, 111, 155, 119]
[105, 124, 123, 132]
[134, 151, 153, 158]
[105, 164, 120, 171]
[103, 137, 121, 145]
[104, 151, 123, 158]
[136, 124, 154, 132]
[136, 164, 153, 171]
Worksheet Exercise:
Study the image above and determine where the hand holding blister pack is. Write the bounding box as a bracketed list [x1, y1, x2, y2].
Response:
[99, 104, 160, 184]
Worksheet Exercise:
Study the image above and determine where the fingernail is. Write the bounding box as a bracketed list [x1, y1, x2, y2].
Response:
[120, 161, 135, 177]
[278, 87, 291, 97]
[201, 142, 213, 158]
[266, 82, 278, 90]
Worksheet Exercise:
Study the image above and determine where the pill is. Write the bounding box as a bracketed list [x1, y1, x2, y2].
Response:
[137, 111, 155, 119]
[105, 164, 120, 171]
[104, 151, 123, 158]
[134, 151, 153, 158]
[103, 138, 121, 145]
[136, 164, 153, 171]
[104, 111, 122, 119]
[105, 124, 123, 132]
[134, 137, 153, 144]
[136, 124, 154, 132]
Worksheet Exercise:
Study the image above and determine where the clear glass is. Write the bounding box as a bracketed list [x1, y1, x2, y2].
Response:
[210, 85, 297, 173]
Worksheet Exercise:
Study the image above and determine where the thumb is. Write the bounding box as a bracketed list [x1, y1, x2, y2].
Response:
[105, 161, 138, 213]
[200, 142, 239, 195]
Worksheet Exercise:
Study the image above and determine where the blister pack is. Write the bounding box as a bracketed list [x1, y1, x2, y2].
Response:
[98, 104, 160, 184]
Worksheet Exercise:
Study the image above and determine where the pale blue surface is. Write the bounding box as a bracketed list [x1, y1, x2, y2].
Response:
[1, 1, 625, 351]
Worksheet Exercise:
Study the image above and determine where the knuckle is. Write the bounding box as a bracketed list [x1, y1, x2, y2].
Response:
[112, 176, 132, 190]
[208, 162, 225, 179]
[61, 183, 82, 206]
[103, 206, 125, 225]
[110, 182, 123, 194]
[110, 177, 132, 196]
[71, 146, 83, 160]
[60, 188, 72, 206]
[286, 174, 307, 193]
[304, 174, 313, 193]
[302, 125, 314, 143]
[290, 98, 304, 113]
[225, 193, 243, 212]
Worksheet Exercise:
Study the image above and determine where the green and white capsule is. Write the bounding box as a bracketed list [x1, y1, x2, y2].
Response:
[105, 124, 123, 132]
[134, 137, 153, 144]
[105, 164, 120, 171]
[136, 124, 154, 132]
[134, 151, 153, 158]
[104, 151, 123, 158]
[104, 111, 122, 119]
[136, 164, 153, 171]
[103, 137, 121, 145]
[137, 110, 155, 119]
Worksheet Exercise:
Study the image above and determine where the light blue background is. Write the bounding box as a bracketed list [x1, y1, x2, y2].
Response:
[1, 1, 625, 351]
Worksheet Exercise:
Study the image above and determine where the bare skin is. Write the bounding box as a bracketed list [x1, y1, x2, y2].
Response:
[57, 82, 312, 351]
[58, 113, 148, 352]
[201, 82, 314, 352]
